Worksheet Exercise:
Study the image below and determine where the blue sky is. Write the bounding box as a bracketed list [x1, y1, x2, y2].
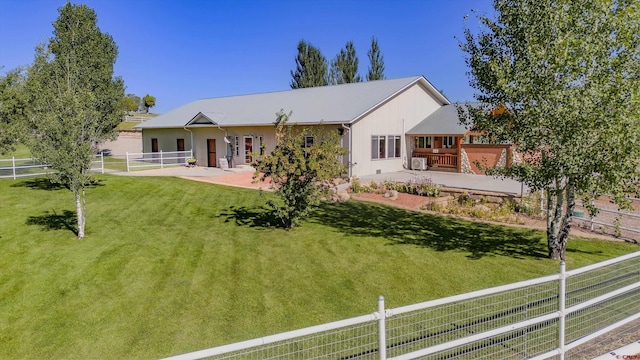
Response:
[0, 0, 494, 114]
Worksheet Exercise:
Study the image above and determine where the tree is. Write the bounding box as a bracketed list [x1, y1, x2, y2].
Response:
[329, 41, 362, 85]
[26, 3, 125, 239]
[123, 93, 141, 114]
[0, 67, 28, 155]
[460, 0, 640, 260]
[253, 110, 347, 228]
[290, 40, 328, 89]
[366, 37, 385, 81]
[142, 94, 155, 113]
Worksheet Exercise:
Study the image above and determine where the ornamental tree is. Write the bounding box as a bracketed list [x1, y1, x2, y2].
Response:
[253, 110, 347, 228]
[460, 0, 640, 260]
[26, 3, 125, 239]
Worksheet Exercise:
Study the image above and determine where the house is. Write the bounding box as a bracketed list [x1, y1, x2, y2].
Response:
[136, 76, 513, 177]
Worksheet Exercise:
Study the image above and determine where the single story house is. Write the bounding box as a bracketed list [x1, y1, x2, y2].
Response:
[136, 76, 513, 177]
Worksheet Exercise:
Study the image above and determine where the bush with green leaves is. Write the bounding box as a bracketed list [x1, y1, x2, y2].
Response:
[253, 110, 347, 228]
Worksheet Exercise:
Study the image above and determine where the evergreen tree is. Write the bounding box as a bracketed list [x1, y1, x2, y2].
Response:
[26, 3, 125, 239]
[366, 37, 385, 81]
[290, 40, 328, 89]
[460, 0, 640, 260]
[329, 41, 362, 85]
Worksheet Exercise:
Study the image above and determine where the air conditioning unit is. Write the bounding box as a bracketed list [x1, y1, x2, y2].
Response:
[411, 157, 427, 171]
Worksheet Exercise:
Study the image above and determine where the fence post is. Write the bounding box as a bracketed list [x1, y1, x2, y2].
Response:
[100, 153, 104, 174]
[160, 150, 164, 169]
[378, 295, 387, 360]
[12, 156, 16, 180]
[558, 261, 566, 360]
[126, 152, 130, 172]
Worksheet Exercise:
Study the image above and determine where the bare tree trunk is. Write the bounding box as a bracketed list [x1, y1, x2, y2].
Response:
[75, 187, 86, 239]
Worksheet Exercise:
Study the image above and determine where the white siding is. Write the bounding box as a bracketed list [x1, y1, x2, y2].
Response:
[350, 83, 443, 177]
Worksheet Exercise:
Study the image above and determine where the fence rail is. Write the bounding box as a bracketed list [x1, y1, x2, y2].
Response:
[125, 150, 193, 172]
[0, 154, 104, 179]
[163, 251, 640, 360]
[539, 194, 640, 241]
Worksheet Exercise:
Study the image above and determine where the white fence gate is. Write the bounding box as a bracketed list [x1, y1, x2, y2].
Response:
[125, 150, 193, 172]
[163, 251, 640, 360]
[0, 154, 104, 180]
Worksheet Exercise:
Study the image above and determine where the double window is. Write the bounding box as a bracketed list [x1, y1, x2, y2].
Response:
[372, 135, 401, 160]
[415, 136, 432, 149]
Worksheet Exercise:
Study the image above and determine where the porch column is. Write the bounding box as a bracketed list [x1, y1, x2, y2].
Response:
[456, 137, 463, 173]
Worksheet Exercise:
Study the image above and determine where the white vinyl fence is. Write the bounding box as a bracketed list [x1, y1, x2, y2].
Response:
[539, 194, 640, 241]
[125, 150, 193, 172]
[163, 251, 640, 360]
[0, 154, 104, 179]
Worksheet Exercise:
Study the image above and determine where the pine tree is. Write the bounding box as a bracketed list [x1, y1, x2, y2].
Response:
[329, 41, 362, 85]
[366, 37, 385, 81]
[290, 40, 328, 88]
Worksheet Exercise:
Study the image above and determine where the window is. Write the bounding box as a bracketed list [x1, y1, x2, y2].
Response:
[235, 136, 239, 156]
[387, 135, 401, 158]
[304, 136, 314, 148]
[443, 136, 454, 148]
[371, 135, 386, 159]
[416, 136, 432, 149]
[258, 136, 264, 155]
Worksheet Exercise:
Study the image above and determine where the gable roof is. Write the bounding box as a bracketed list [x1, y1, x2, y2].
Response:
[406, 103, 480, 135]
[137, 76, 450, 129]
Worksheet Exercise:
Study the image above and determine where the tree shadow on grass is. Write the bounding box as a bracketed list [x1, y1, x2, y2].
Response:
[26, 209, 78, 236]
[220, 205, 282, 229]
[11, 178, 105, 191]
[309, 201, 548, 260]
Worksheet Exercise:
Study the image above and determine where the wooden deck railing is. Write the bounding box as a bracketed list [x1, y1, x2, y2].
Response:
[412, 153, 458, 168]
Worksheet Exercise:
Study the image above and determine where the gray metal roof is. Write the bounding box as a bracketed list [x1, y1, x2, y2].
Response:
[406, 103, 480, 135]
[136, 76, 450, 129]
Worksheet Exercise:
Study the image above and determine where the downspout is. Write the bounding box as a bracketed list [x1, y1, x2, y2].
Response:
[183, 127, 193, 155]
[342, 123, 352, 178]
[215, 125, 231, 166]
[402, 119, 406, 169]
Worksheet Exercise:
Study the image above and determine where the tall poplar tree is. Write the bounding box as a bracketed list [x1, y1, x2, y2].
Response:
[366, 37, 385, 81]
[26, 3, 125, 239]
[329, 41, 362, 85]
[460, 0, 640, 260]
[290, 40, 328, 89]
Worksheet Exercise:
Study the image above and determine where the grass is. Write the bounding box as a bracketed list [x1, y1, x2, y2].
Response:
[1, 144, 31, 158]
[116, 121, 142, 131]
[0, 175, 637, 359]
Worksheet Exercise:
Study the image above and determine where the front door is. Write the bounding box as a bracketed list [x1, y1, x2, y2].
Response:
[244, 136, 253, 164]
[207, 139, 217, 167]
[151, 138, 158, 152]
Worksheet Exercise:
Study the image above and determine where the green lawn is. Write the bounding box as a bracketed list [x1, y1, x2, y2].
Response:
[117, 121, 144, 131]
[0, 175, 636, 359]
